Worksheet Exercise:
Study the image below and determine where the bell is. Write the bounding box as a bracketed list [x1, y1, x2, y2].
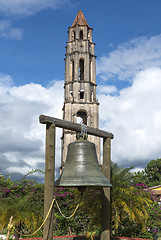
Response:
[55, 134, 111, 188]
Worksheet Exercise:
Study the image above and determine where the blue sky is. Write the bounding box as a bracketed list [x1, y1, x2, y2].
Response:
[1, 0, 161, 180]
[1, 0, 161, 87]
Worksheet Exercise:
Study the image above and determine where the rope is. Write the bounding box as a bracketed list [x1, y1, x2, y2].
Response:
[7, 197, 79, 237]
[55, 198, 79, 219]
[86, 231, 96, 240]
[7, 224, 13, 231]
[8, 198, 55, 237]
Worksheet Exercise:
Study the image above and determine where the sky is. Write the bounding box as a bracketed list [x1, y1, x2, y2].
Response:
[1, 0, 161, 181]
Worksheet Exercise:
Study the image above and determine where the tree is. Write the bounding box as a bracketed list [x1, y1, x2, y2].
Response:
[145, 158, 161, 186]
[111, 163, 152, 234]
[132, 170, 149, 186]
[0, 175, 100, 238]
[133, 158, 161, 187]
[0, 175, 44, 240]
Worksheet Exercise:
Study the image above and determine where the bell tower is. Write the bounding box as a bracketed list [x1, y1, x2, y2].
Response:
[61, 10, 100, 165]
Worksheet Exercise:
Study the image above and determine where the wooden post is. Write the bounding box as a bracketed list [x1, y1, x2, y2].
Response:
[101, 137, 111, 240]
[43, 123, 55, 240]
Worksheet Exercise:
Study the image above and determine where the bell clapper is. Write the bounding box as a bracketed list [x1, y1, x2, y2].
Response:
[78, 186, 87, 196]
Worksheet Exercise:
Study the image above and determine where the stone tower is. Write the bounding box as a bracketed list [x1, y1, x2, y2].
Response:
[61, 10, 100, 165]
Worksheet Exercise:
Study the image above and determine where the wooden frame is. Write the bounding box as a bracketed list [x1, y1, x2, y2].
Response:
[39, 115, 114, 240]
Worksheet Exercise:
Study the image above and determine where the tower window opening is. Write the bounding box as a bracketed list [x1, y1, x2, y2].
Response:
[90, 61, 93, 82]
[69, 60, 74, 81]
[79, 59, 84, 80]
[72, 60, 74, 81]
[73, 31, 76, 41]
[70, 91, 73, 101]
[91, 92, 93, 102]
[77, 110, 87, 125]
[80, 91, 84, 99]
[88, 32, 90, 40]
[80, 30, 83, 39]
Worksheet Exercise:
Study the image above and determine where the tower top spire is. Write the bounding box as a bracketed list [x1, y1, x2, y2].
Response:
[71, 10, 89, 27]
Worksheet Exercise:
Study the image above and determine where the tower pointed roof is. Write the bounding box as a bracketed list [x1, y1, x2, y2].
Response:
[71, 10, 89, 27]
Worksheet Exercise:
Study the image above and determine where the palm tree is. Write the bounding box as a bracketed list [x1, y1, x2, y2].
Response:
[111, 163, 152, 233]
[0, 177, 44, 240]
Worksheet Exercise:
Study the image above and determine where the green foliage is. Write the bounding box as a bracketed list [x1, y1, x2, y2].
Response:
[132, 170, 149, 185]
[0, 175, 102, 238]
[114, 162, 161, 239]
[145, 158, 161, 186]
[114, 200, 161, 239]
[76, 187, 102, 235]
[111, 163, 152, 234]
[0, 174, 44, 239]
[1, 158, 161, 240]
[133, 158, 161, 187]
[53, 187, 82, 236]
[143, 201, 161, 239]
[53, 187, 102, 236]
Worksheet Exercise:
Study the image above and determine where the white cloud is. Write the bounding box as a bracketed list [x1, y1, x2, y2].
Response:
[97, 35, 161, 82]
[1, 69, 161, 177]
[1, 33, 161, 179]
[8, 28, 23, 40]
[0, 0, 69, 16]
[97, 34, 161, 169]
[1, 68, 161, 178]
[0, 20, 23, 40]
[0, 73, 13, 86]
[99, 67, 161, 168]
[97, 85, 118, 95]
[0, 75, 64, 179]
[0, 0, 70, 41]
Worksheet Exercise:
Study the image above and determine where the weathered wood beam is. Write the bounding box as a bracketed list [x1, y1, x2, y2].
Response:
[101, 137, 111, 240]
[39, 115, 114, 139]
[43, 123, 55, 240]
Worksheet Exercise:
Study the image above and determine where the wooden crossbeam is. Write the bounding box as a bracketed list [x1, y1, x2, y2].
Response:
[39, 115, 114, 139]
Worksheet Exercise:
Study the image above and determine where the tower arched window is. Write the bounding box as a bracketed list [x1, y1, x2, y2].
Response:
[80, 30, 83, 39]
[72, 60, 74, 81]
[69, 60, 74, 81]
[79, 59, 84, 81]
[80, 89, 84, 99]
[90, 61, 93, 82]
[72, 31, 76, 41]
[77, 110, 87, 125]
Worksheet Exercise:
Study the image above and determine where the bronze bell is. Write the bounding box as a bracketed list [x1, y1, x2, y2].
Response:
[55, 134, 111, 188]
